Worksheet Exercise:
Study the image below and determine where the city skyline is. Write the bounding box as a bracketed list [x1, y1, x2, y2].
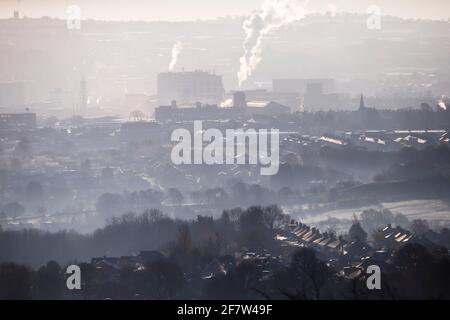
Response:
[1, 0, 450, 21]
[0, 0, 450, 303]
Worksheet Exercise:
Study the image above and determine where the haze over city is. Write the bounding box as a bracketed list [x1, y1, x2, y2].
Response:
[0, 0, 449, 303]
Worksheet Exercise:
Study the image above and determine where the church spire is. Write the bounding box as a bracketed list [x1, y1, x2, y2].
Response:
[359, 94, 366, 110]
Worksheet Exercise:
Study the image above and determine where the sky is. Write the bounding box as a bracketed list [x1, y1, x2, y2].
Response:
[1, 0, 449, 21]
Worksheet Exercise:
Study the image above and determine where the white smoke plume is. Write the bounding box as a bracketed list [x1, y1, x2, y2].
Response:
[326, 3, 338, 17]
[168, 41, 183, 72]
[438, 95, 447, 110]
[220, 98, 233, 108]
[237, 0, 308, 88]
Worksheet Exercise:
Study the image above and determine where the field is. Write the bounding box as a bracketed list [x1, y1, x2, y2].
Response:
[284, 200, 450, 232]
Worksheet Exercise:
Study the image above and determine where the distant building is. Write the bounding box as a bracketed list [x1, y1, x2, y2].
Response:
[232, 91, 247, 108]
[0, 82, 25, 107]
[306, 83, 323, 97]
[235, 89, 300, 112]
[303, 82, 343, 111]
[247, 101, 291, 117]
[157, 71, 225, 106]
[155, 101, 243, 122]
[0, 112, 36, 131]
[273, 78, 335, 94]
[154, 92, 290, 122]
[272, 79, 345, 111]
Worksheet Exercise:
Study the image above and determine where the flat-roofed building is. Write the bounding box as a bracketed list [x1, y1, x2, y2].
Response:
[157, 71, 225, 106]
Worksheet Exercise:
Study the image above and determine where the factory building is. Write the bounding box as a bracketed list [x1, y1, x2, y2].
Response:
[157, 71, 225, 106]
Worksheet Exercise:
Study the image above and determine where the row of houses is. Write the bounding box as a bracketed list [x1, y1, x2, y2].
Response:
[276, 220, 419, 280]
[281, 130, 449, 153]
[282, 222, 348, 254]
[283, 221, 415, 253]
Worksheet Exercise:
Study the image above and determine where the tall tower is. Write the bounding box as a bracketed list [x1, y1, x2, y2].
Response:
[359, 94, 366, 110]
[79, 76, 87, 112]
